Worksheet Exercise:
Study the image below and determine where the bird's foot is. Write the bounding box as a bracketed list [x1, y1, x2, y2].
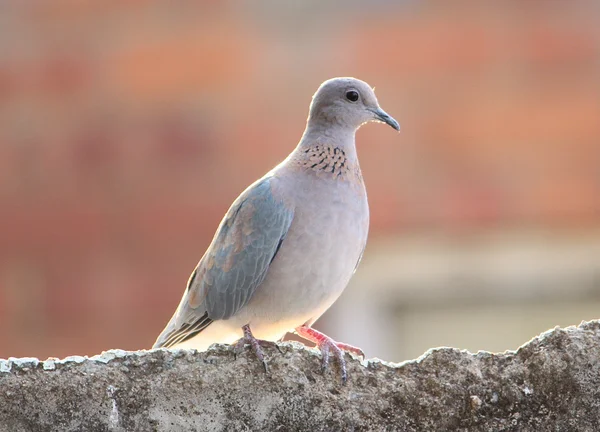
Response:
[233, 324, 269, 372]
[295, 325, 365, 383]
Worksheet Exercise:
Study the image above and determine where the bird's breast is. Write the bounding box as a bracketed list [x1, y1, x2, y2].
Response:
[244, 173, 369, 329]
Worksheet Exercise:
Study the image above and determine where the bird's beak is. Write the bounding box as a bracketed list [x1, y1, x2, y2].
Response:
[371, 108, 400, 131]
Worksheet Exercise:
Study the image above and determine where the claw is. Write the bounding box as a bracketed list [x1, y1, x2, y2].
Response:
[320, 341, 331, 372]
[322, 341, 347, 383]
[258, 339, 285, 359]
[234, 324, 269, 373]
[295, 325, 362, 383]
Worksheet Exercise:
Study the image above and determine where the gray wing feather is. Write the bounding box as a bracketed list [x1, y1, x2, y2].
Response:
[203, 177, 294, 319]
[153, 176, 294, 348]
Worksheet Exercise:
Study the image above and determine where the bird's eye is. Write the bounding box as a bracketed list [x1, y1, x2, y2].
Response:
[345, 90, 359, 102]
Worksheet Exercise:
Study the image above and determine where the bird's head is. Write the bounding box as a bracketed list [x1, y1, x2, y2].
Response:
[308, 77, 400, 132]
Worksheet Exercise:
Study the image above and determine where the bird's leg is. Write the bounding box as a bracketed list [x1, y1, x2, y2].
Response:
[295, 325, 365, 383]
[295, 325, 365, 358]
[233, 324, 269, 372]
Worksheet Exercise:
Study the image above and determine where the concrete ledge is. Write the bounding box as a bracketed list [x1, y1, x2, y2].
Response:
[2, 321, 600, 431]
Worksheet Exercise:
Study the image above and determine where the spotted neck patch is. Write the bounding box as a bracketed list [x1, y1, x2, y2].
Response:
[299, 143, 362, 182]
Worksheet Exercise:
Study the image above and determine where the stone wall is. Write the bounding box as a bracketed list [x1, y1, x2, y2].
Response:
[2, 321, 600, 431]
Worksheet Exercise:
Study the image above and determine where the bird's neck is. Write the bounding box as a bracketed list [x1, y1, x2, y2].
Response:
[287, 123, 363, 184]
[296, 123, 358, 163]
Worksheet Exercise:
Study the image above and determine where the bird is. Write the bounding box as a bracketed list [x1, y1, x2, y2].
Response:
[153, 77, 399, 381]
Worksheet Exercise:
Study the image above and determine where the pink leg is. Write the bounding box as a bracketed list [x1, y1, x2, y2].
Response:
[295, 325, 365, 383]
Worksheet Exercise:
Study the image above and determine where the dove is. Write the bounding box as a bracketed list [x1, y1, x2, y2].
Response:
[153, 77, 399, 381]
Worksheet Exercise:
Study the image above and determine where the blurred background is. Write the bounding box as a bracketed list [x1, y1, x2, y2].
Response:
[1, 1, 599, 362]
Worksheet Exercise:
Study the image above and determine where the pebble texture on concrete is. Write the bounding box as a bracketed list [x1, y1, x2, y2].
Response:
[1, 321, 600, 431]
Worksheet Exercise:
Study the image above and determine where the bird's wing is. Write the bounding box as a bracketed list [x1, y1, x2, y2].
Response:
[153, 176, 294, 348]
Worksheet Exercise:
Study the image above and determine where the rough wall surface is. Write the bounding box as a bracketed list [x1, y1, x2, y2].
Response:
[1, 321, 600, 432]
